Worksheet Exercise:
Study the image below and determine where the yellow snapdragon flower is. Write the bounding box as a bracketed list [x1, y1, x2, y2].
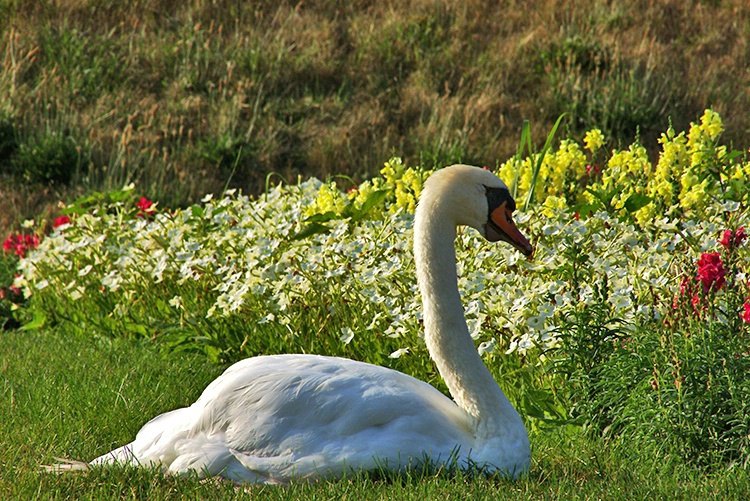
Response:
[584, 128, 605, 153]
[687, 109, 724, 148]
[305, 182, 347, 217]
[540, 195, 567, 218]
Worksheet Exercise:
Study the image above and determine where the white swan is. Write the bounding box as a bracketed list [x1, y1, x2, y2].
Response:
[59, 164, 534, 483]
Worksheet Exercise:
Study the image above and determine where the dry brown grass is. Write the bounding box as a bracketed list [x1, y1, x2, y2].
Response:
[1, 0, 749, 234]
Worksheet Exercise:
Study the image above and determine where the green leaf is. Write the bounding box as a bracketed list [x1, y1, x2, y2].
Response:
[191, 205, 204, 218]
[348, 189, 389, 222]
[304, 211, 338, 224]
[510, 120, 531, 200]
[108, 189, 133, 203]
[123, 322, 148, 336]
[292, 222, 331, 240]
[584, 186, 617, 208]
[20, 310, 46, 331]
[573, 201, 603, 218]
[524, 113, 566, 211]
[151, 234, 170, 250]
[623, 193, 652, 213]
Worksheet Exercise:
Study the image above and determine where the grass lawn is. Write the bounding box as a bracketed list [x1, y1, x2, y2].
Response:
[1, 328, 748, 500]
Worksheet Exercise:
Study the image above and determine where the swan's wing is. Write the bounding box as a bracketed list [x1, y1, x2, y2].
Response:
[91, 407, 191, 467]
[95, 354, 473, 482]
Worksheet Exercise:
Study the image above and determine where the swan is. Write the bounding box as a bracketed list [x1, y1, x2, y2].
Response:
[50, 164, 534, 483]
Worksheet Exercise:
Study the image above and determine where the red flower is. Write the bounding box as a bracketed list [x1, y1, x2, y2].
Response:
[691, 294, 702, 312]
[2, 235, 13, 254]
[136, 197, 154, 212]
[696, 252, 726, 293]
[720, 230, 733, 249]
[737, 226, 747, 245]
[53, 215, 71, 228]
[2, 233, 40, 259]
[720, 227, 747, 250]
[27, 234, 40, 249]
[136, 197, 156, 217]
[586, 164, 601, 176]
[679, 275, 692, 295]
[741, 302, 750, 323]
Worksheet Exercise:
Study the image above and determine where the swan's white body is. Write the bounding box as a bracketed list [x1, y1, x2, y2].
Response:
[88, 165, 533, 482]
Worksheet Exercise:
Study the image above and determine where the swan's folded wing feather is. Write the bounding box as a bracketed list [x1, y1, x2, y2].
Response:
[101, 354, 474, 481]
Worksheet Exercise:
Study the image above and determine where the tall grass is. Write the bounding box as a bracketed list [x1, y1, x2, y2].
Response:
[2, 0, 749, 232]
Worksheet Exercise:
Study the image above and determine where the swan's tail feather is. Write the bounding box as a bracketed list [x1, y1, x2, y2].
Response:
[41, 457, 90, 474]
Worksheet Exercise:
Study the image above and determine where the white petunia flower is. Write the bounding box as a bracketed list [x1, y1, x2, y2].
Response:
[78, 265, 94, 277]
[258, 313, 275, 324]
[527, 315, 545, 330]
[169, 296, 182, 309]
[478, 338, 495, 356]
[538, 302, 555, 318]
[340, 327, 355, 345]
[609, 292, 632, 311]
[466, 318, 483, 340]
[389, 347, 410, 359]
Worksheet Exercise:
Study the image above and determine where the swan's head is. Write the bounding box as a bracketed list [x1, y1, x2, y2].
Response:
[419, 165, 534, 257]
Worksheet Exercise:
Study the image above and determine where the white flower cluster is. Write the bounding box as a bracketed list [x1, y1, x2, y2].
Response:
[19, 176, 747, 358]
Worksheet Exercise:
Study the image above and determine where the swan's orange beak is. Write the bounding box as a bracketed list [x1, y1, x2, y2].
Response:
[486, 204, 534, 258]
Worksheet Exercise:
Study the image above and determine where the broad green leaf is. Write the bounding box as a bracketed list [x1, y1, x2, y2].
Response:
[623, 193, 652, 213]
[292, 221, 331, 240]
[20, 310, 46, 331]
[349, 189, 389, 222]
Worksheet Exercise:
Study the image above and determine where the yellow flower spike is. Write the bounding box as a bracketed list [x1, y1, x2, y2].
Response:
[687, 109, 724, 148]
[541, 195, 567, 218]
[701, 109, 724, 140]
[584, 128, 605, 153]
[305, 182, 347, 217]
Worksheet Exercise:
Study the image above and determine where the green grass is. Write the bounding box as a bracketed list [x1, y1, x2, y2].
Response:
[2, 328, 749, 500]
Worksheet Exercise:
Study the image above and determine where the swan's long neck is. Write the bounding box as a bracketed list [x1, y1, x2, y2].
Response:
[414, 197, 523, 440]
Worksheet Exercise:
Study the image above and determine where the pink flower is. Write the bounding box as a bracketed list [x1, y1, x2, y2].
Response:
[53, 215, 71, 228]
[741, 302, 750, 324]
[696, 252, 726, 294]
